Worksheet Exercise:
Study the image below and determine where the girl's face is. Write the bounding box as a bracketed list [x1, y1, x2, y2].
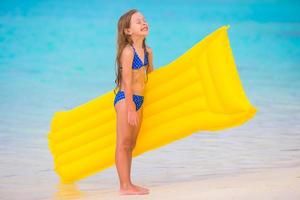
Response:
[127, 12, 149, 37]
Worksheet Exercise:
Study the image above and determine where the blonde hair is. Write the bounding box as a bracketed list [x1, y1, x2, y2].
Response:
[113, 9, 149, 95]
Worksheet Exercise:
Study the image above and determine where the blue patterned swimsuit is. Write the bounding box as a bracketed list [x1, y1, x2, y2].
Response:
[114, 44, 148, 111]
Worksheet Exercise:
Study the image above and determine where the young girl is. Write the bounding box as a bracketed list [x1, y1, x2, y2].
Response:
[113, 9, 154, 195]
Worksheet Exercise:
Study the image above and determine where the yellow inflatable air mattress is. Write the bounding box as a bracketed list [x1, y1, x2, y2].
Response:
[48, 25, 258, 183]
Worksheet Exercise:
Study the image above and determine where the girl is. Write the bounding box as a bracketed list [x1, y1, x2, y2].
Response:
[113, 9, 154, 195]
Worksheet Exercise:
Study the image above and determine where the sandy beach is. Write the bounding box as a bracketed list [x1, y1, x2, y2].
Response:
[50, 165, 300, 200]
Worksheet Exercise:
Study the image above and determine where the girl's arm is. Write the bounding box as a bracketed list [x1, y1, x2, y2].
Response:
[121, 46, 136, 112]
[146, 47, 154, 73]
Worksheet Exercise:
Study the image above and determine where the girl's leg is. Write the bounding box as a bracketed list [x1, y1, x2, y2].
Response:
[131, 106, 143, 150]
[114, 100, 148, 195]
[130, 107, 150, 192]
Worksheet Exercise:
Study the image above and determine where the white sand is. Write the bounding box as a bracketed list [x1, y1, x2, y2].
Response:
[52, 165, 300, 200]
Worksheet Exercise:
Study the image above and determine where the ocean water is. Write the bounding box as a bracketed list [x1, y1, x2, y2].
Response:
[0, 0, 300, 199]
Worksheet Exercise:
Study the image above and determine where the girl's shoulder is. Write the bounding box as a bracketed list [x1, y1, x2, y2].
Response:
[122, 44, 134, 55]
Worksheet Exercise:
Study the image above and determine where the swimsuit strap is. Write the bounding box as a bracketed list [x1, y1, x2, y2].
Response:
[131, 44, 147, 56]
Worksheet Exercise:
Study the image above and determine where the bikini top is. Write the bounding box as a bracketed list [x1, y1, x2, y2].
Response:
[131, 44, 148, 70]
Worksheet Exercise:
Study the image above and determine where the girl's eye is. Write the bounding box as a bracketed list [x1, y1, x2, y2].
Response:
[137, 19, 146, 24]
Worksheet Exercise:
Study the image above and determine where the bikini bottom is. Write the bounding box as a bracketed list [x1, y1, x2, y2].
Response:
[113, 90, 144, 111]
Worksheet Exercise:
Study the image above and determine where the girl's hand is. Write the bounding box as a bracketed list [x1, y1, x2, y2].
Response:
[127, 102, 139, 126]
[128, 110, 139, 126]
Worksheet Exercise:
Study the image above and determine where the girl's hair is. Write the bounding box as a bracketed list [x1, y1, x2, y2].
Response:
[113, 9, 149, 95]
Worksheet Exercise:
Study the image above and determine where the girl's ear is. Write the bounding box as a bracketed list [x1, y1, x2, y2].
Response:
[124, 28, 131, 36]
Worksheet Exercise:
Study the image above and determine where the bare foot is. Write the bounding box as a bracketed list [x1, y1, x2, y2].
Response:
[119, 184, 149, 195]
[131, 183, 149, 192]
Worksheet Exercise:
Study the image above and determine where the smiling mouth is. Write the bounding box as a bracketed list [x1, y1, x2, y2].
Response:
[141, 27, 148, 31]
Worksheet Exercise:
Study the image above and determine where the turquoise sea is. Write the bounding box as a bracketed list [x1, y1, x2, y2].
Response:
[0, 0, 299, 199]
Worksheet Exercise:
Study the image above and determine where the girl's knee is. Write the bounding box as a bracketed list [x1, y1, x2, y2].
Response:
[118, 138, 134, 151]
[131, 142, 136, 150]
